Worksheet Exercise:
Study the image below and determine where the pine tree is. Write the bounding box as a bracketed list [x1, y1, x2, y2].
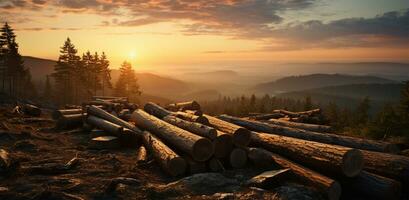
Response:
[53, 38, 81, 104]
[114, 61, 141, 100]
[0, 22, 26, 96]
[100, 52, 111, 95]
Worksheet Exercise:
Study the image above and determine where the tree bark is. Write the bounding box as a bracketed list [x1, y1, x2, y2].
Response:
[342, 171, 401, 200]
[131, 109, 214, 161]
[144, 102, 172, 118]
[219, 114, 399, 153]
[166, 101, 201, 111]
[229, 148, 247, 168]
[52, 109, 83, 120]
[86, 115, 123, 136]
[247, 147, 341, 200]
[264, 119, 333, 133]
[141, 131, 186, 176]
[250, 132, 363, 177]
[361, 150, 409, 182]
[204, 114, 251, 147]
[162, 115, 217, 140]
[87, 105, 142, 134]
[175, 111, 209, 125]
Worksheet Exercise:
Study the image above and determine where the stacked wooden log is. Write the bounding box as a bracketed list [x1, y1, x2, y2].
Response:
[50, 99, 408, 200]
[249, 108, 325, 124]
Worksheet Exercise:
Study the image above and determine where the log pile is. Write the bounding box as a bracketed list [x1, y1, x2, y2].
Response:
[49, 98, 408, 200]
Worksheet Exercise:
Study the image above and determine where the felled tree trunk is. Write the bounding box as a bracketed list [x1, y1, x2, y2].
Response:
[250, 132, 363, 177]
[265, 119, 333, 133]
[144, 102, 172, 118]
[87, 105, 142, 134]
[131, 109, 214, 161]
[219, 115, 399, 153]
[213, 131, 233, 158]
[56, 114, 84, 129]
[86, 115, 123, 136]
[141, 131, 186, 176]
[247, 147, 341, 200]
[166, 101, 201, 111]
[273, 109, 321, 118]
[175, 111, 210, 125]
[185, 110, 203, 116]
[249, 113, 285, 120]
[162, 115, 217, 140]
[361, 150, 409, 182]
[52, 109, 83, 120]
[204, 114, 251, 147]
[342, 171, 401, 200]
[229, 148, 247, 168]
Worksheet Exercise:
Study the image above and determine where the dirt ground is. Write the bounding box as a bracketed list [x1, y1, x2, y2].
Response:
[0, 105, 324, 200]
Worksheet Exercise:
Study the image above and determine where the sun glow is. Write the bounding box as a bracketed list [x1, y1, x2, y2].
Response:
[128, 51, 137, 60]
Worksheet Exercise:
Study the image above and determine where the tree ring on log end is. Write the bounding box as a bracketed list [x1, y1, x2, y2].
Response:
[230, 148, 247, 168]
[192, 138, 214, 161]
[195, 116, 209, 125]
[342, 149, 363, 177]
[328, 181, 342, 200]
[168, 157, 187, 176]
[213, 134, 233, 158]
[232, 128, 251, 147]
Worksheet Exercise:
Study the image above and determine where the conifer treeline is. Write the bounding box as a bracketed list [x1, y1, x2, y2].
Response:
[0, 22, 36, 99]
[201, 84, 409, 140]
[52, 38, 141, 105]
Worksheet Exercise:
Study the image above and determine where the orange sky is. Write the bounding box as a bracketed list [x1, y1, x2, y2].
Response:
[1, 0, 408, 70]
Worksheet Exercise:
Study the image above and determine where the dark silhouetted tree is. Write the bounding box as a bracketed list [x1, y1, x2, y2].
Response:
[0, 22, 27, 96]
[53, 38, 81, 104]
[100, 52, 111, 95]
[114, 61, 141, 100]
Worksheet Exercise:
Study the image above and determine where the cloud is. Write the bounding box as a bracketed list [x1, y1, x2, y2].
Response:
[1, 0, 408, 50]
[260, 9, 409, 50]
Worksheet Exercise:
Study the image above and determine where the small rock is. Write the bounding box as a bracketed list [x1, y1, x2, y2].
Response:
[0, 186, 8, 192]
[213, 192, 234, 200]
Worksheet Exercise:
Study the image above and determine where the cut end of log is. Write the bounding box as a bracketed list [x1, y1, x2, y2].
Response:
[213, 133, 233, 158]
[342, 149, 364, 177]
[232, 128, 251, 147]
[230, 148, 247, 168]
[328, 181, 342, 200]
[192, 138, 214, 161]
[168, 157, 187, 176]
[195, 116, 210, 125]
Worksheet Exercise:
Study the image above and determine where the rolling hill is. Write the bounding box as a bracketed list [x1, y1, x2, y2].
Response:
[253, 74, 396, 94]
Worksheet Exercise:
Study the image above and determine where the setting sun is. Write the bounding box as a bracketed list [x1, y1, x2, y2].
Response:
[128, 51, 137, 60]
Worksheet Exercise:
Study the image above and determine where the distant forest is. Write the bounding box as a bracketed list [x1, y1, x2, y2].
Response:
[201, 83, 409, 141]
